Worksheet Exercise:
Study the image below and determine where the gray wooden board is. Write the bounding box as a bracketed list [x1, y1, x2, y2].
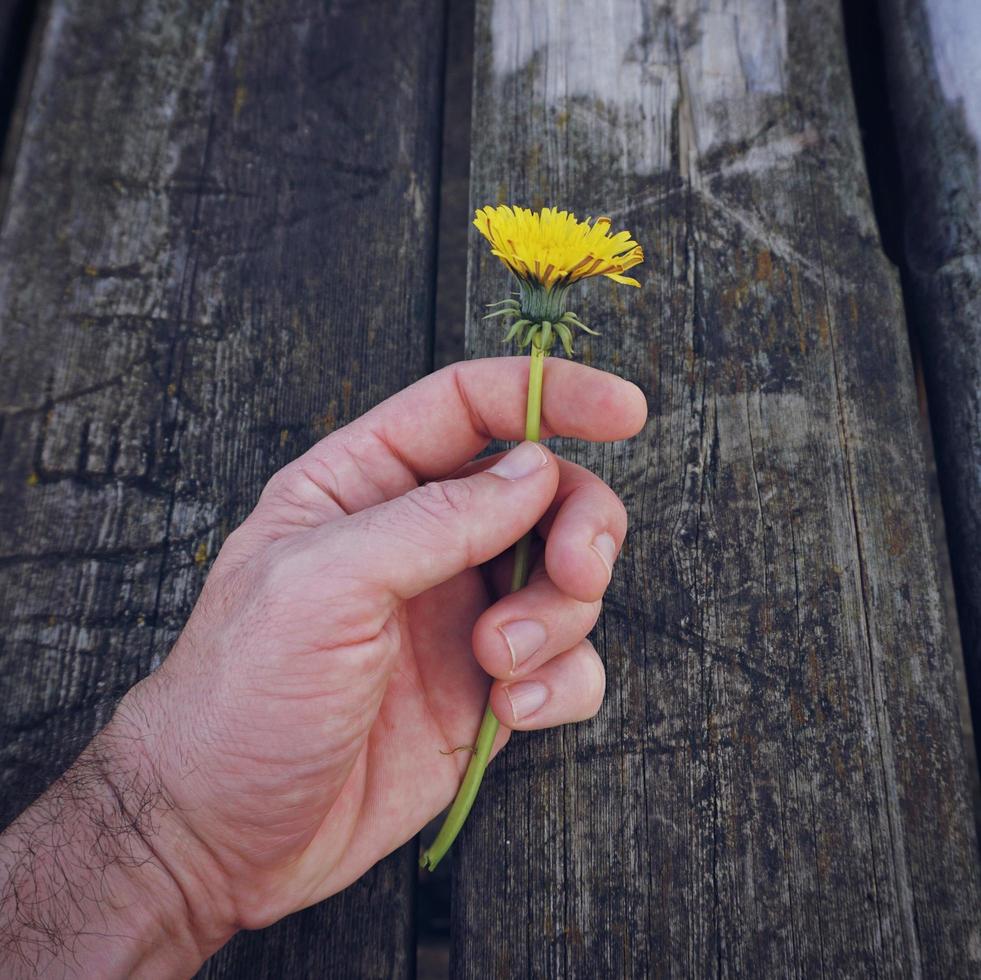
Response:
[453, 0, 981, 976]
[0, 0, 446, 974]
[877, 0, 981, 769]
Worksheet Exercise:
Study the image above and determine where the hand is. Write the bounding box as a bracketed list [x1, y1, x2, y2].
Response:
[0, 358, 646, 974]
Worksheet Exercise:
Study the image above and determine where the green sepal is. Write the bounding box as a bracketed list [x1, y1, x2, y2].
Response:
[488, 295, 599, 356]
[554, 320, 575, 356]
[562, 312, 600, 336]
[503, 318, 531, 343]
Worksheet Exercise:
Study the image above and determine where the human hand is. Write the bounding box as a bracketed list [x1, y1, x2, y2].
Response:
[0, 358, 646, 974]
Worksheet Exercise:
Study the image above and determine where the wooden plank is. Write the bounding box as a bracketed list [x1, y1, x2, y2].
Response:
[454, 0, 981, 975]
[433, 0, 474, 371]
[877, 0, 981, 769]
[0, 0, 446, 974]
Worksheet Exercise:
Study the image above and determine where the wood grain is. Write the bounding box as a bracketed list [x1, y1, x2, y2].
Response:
[877, 0, 981, 769]
[454, 0, 981, 975]
[0, 0, 445, 974]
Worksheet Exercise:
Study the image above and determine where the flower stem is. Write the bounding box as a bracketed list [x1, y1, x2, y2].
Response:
[419, 341, 548, 872]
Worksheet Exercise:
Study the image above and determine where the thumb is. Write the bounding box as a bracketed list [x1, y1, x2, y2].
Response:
[326, 441, 558, 599]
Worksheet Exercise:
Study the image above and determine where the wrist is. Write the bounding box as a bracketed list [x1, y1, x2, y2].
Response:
[0, 700, 236, 977]
[96, 689, 240, 963]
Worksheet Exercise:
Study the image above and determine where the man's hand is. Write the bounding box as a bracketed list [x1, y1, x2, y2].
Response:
[0, 357, 646, 975]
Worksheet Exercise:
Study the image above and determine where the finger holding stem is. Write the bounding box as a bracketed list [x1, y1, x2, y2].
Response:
[419, 339, 547, 872]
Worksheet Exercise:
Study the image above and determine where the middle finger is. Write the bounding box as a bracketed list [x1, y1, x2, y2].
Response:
[472, 563, 602, 680]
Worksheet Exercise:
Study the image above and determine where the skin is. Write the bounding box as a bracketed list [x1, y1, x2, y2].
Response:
[0, 357, 647, 977]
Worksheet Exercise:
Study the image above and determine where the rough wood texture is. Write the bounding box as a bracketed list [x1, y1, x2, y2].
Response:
[433, 0, 474, 370]
[0, 0, 446, 974]
[454, 0, 981, 975]
[877, 0, 981, 765]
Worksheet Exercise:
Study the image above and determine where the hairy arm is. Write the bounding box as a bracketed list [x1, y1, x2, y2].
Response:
[0, 700, 232, 978]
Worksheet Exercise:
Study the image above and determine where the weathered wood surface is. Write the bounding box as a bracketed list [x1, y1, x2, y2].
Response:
[0, 0, 446, 974]
[455, 0, 981, 976]
[433, 0, 474, 373]
[878, 0, 981, 765]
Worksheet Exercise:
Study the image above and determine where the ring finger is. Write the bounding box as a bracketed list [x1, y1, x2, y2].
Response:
[488, 639, 606, 731]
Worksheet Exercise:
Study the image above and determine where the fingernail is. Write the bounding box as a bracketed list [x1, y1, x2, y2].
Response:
[504, 680, 548, 721]
[498, 619, 548, 672]
[488, 442, 548, 480]
[590, 532, 617, 582]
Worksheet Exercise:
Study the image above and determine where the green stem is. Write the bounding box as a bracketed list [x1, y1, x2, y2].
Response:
[420, 341, 548, 871]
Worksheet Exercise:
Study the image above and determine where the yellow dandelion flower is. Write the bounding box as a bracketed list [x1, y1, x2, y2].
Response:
[473, 204, 644, 356]
[474, 204, 644, 290]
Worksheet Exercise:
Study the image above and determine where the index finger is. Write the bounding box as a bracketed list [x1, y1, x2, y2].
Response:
[291, 357, 647, 514]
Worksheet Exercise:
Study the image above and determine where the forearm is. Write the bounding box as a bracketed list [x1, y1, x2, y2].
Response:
[0, 708, 233, 977]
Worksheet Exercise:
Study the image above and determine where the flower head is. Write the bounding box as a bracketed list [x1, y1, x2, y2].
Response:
[474, 204, 644, 356]
[474, 205, 644, 290]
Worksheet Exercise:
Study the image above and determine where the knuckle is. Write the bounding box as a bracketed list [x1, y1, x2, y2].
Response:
[586, 476, 627, 521]
[582, 598, 603, 632]
[217, 522, 250, 559]
[597, 490, 629, 537]
[258, 458, 343, 514]
[582, 646, 606, 716]
[257, 464, 314, 515]
[406, 478, 474, 522]
[252, 537, 303, 600]
[259, 466, 290, 501]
